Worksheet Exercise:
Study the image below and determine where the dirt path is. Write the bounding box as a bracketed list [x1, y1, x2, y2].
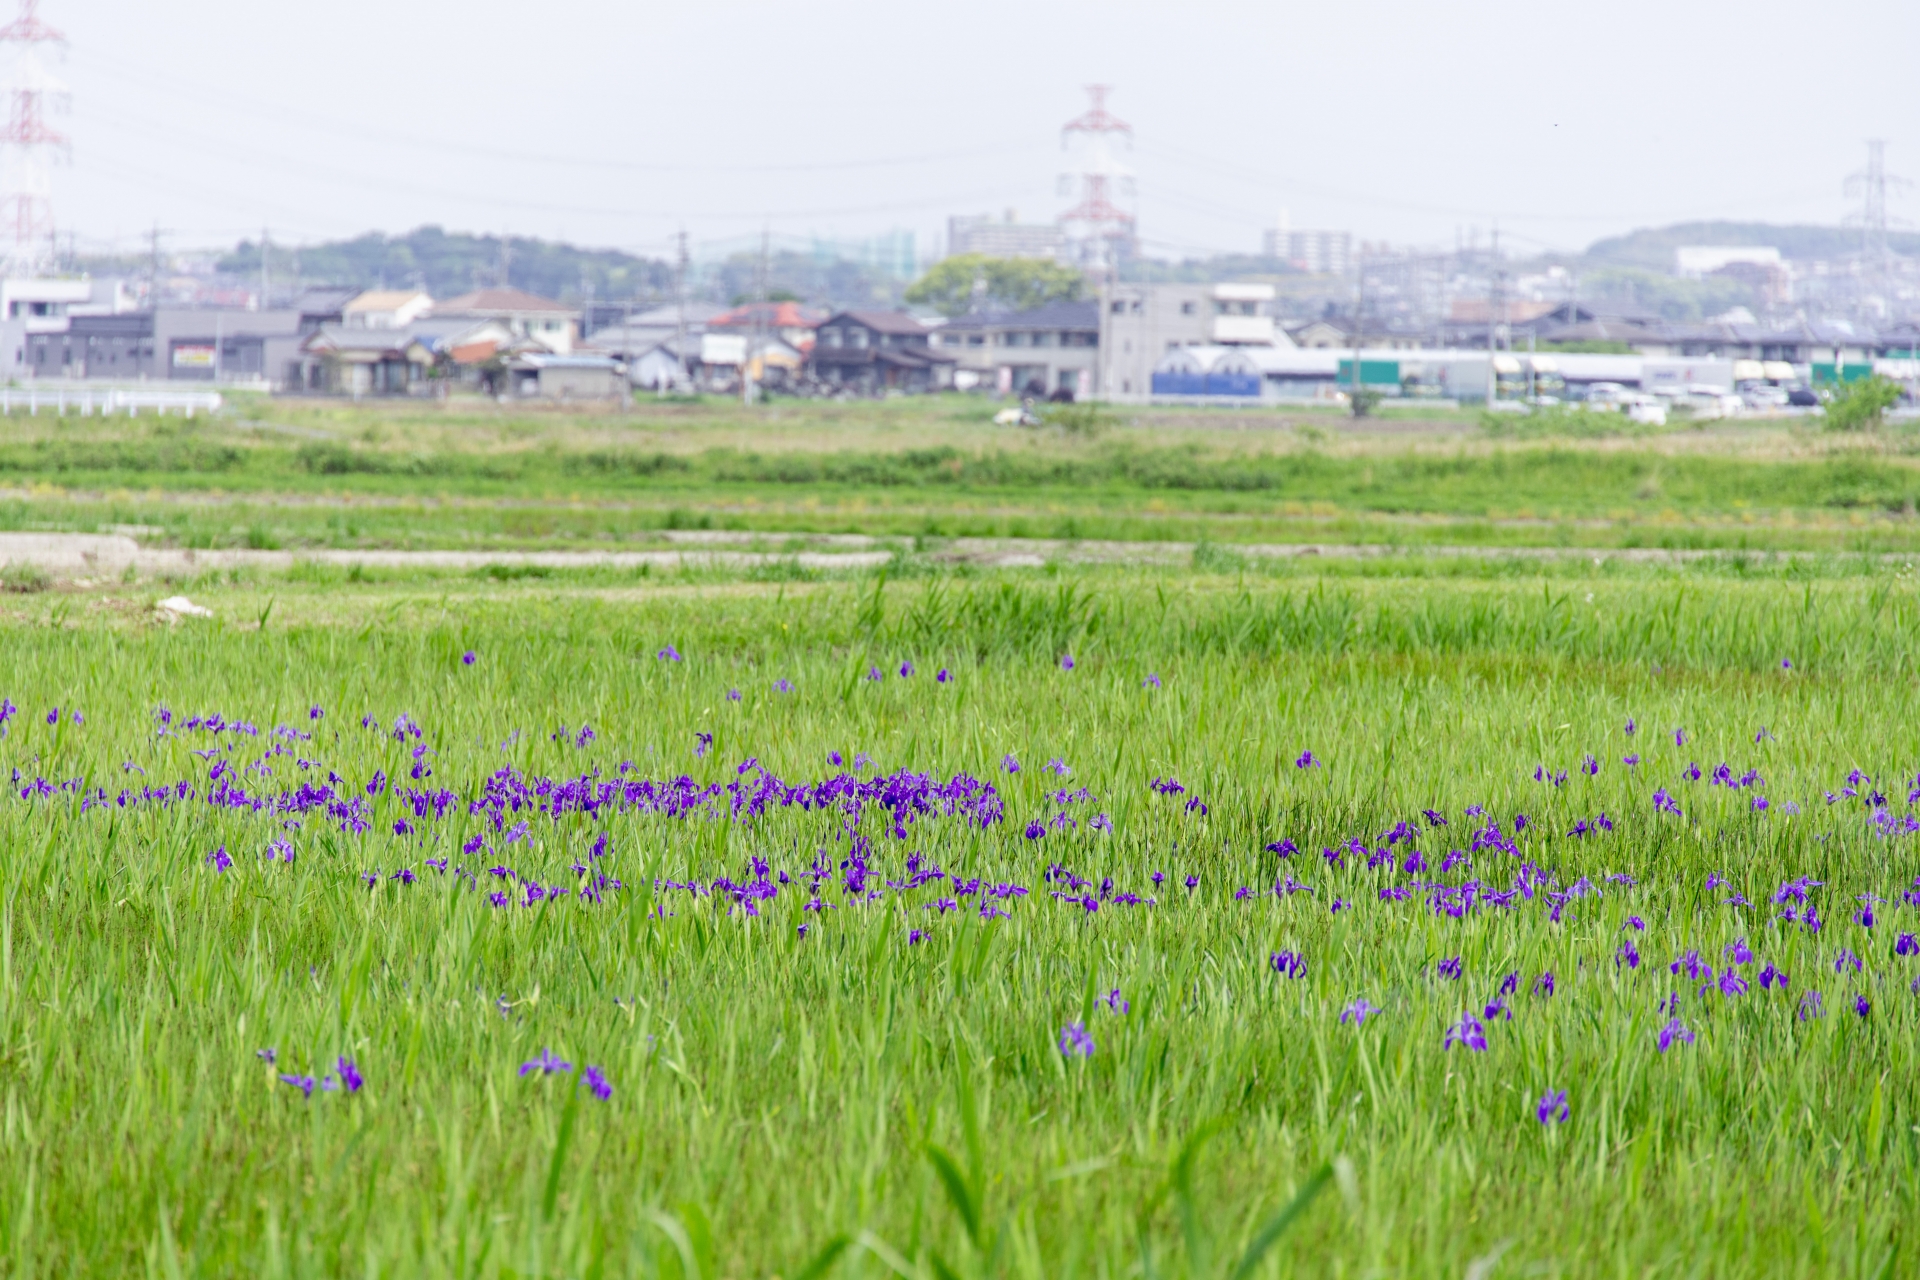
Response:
[0, 532, 1882, 580]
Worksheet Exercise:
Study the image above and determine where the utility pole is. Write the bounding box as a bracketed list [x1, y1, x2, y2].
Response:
[260, 225, 270, 310]
[744, 226, 768, 405]
[1485, 225, 1500, 408]
[1350, 240, 1364, 408]
[148, 221, 162, 309]
[674, 229, 689, 393]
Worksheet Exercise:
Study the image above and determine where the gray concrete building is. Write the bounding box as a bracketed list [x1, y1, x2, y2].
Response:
[1098, 283, 1291, 401]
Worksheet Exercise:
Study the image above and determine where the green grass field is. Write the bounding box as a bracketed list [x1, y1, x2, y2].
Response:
[0, 398, 1916, 1277]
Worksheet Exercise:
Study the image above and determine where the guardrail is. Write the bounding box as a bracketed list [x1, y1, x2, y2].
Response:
[0, 388, 223, 417]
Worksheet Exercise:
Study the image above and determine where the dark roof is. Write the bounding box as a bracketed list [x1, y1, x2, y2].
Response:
[812, 345, 955, 368]
[940, 300, 1098, 332]
[293, 287, 358, 314]
[824, 310, 930, 336]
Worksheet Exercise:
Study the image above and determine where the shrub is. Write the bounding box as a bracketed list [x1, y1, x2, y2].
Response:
[1821, 375, 1904, 432]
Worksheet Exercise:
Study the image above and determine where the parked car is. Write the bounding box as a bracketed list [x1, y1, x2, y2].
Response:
[1786, 386, 1820, 407]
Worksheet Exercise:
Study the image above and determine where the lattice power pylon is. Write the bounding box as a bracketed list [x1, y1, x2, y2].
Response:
[0, 0, 67, 276]
[1058, 85, 1135, 275]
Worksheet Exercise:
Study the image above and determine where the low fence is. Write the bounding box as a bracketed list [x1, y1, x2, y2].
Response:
[0, 388, 224, 417]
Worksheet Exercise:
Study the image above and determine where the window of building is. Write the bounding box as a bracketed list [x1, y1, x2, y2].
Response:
[851, 328, 869, 348]
[1180, 301, 1196, 315]
[1110, 300, 1126, 314]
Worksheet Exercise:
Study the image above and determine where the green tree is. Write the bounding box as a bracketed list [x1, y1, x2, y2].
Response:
[1822, 374, 1904, 432]
[905, 254, 1086, 317]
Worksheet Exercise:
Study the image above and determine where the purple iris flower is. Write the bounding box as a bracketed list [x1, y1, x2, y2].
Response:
[1444, 1013, 1487, 1051]
[1624, 718, 1636, 735]
[1799, 990, 1824, 1020]
[936, 668, 950, 683]
[206, 845, 231, 873]
[1183, 874, 1199, 891]
[1657, 1017, 1694, 1052]
[1437, 956, 1462, 981]
[1536, 1090, 1569, 1124]
[656, 645, 682, 662]
[1270, 950, 1307, 979]
[1142, 673, 1161, 688]
[1759, 963, 1789, 990]
[1855, 994, 1871, 1019]
[908, 928, 926, 945]
[1058, 1021, 1094, 1056]
[771, 678, 793, 694]
[726, 688, 741, 702]
[520, 1049, 572, 1077]
[279, 1074, 316, 1098]
[1532, 971, 1556, 997]
[582, 1066, 613, 1100]
[335, 1057, 363, 1093]
[1003, 754, 1020, 774]
[309, 704, 325, 719]
[1895, 932, 1919, 957]
[1059, 654, 1075, 671]
[1295, 750, 1318, 769]
[462, 651, 477, 666]
[1340, 998, 1379, 1025]
[1101, 988, 1129, 1014]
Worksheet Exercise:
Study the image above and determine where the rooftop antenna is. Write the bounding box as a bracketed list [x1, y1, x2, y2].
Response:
[0, 0, 67, 277]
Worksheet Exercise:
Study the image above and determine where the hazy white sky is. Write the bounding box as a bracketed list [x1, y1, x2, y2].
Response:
[33, 0, 1920, 262]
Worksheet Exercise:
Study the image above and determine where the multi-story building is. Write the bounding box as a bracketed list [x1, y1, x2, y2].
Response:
[931, 300, 1099, 398]
[947, 213, 1066, 262]
[1098, 282, 1290, 400]
[1263, 226, 1352, 275]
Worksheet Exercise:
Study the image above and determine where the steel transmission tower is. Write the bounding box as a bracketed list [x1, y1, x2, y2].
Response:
[1844, 139, 1912, 312]
[1844, 140, 1895, 265]
[1058, 86, 1135, 277]
[0, 0, 65, 276]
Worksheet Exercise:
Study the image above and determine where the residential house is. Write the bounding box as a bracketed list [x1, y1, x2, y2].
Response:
[296, 325, 440, 396]
[707, 301, 825, 353]
[293, 287, 359, 335]
[433, 287, 580, 354]
[932, 299, 1099, 398]
[503, 353, 628, 401]
[343, 289, 434, 329]
[809, 311, 955, 393]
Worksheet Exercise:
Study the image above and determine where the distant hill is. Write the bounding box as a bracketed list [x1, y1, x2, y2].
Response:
[216, 226, 676, 303]
[1581, 222, 1920, 269]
